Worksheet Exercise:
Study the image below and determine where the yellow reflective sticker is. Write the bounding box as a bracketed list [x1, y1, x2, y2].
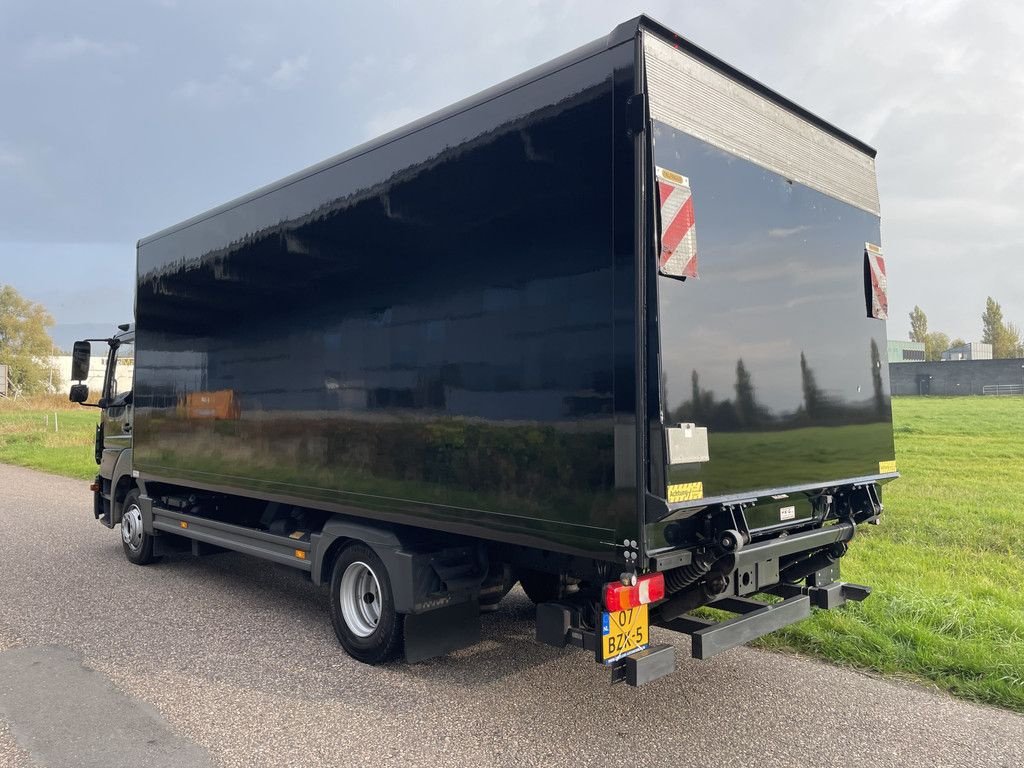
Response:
[879, 460, 897, 474]
[656, 166, 686, 185]
[667, 481, 704, 503]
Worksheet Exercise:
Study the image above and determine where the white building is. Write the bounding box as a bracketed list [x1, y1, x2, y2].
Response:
[941, 342, 993, 361]
[49, 355, 133, 395]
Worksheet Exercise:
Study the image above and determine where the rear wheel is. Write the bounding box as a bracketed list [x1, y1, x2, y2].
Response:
[120, 489, 158, 565]
[329, 543, 404, 664]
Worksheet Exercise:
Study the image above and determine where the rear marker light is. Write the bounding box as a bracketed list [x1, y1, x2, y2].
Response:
[294, 550, 307, 560]
[179, 521, 188, 529]
[603, 573, 665, 611]
[89, 483, 99, 492]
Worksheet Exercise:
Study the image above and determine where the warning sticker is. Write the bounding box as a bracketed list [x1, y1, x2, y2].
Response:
[667, 481, 704, 503]
[878, 460, 897, 474]
[866, 242, 888, 320]
[656, 166, 698, 279]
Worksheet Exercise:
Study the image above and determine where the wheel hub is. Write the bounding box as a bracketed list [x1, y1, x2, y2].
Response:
[121, 503, 144, 552]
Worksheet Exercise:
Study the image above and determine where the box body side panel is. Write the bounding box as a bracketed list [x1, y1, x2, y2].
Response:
[134, 43, 638, 560]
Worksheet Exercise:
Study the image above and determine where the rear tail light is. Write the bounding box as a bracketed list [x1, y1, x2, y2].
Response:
[603, 572, 666, 611]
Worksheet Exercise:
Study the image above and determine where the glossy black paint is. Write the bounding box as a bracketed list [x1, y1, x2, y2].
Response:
[134, 40, 640, 560]
[649, 120, 895, 508]
[130, 16, 895, 567]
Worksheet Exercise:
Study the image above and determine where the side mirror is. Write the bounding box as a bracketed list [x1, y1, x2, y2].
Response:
[71, 341, 91, 381]
[69, 383, 89, 403]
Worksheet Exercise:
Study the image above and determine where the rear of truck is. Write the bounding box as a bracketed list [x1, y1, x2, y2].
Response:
[539, 19, 895, 683]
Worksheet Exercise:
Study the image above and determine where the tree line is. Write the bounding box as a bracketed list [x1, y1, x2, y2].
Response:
[908, 297, 1022, 361]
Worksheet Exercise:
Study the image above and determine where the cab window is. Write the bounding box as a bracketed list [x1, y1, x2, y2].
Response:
[107, 340, 135, 399]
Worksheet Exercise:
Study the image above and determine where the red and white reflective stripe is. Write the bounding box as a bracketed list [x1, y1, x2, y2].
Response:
[866, 242, 887, 320]
[656, 166, 698, 279]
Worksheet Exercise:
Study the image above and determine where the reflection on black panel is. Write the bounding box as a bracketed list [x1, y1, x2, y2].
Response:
[652, 121, 895, 497]
[133, 45, 637, 550]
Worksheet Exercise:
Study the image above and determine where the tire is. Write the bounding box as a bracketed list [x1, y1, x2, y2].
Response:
[518, 569, 562, 604]
[329, 543, 404, 664]
[120, 489, 158, 565]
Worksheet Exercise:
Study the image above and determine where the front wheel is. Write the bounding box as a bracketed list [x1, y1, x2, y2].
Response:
[329, 543, 404, 664]
[120, 489, 158, 565]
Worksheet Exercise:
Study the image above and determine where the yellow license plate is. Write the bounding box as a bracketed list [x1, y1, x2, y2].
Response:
[601, 605, 649, 663]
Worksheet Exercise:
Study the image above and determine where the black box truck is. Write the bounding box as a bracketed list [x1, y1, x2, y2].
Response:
[69, 15, 896, 685]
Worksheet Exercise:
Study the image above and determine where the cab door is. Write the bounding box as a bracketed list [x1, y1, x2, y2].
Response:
[100, 334, 135, 470]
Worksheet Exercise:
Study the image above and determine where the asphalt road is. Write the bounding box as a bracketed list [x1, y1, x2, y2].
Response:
[0, 463, 1021, 768]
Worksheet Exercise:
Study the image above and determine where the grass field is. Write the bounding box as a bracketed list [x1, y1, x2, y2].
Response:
[1, 396, 1022, 710]
[759, 396, 1024, 712]
[0, 400, 98, 480]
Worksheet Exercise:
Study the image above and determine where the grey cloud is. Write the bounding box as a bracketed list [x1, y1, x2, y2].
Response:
[0, 146, 25, 168]
[175, 75, 253, 107]
[768, 226, 810, 239]
[23, 35, 135, 64]
[266, 55, 310, 90]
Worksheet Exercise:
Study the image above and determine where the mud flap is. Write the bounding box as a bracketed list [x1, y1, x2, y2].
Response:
[404, 600, 481, 663]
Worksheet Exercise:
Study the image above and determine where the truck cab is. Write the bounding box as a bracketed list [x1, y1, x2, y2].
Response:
[68, 323, 135, 528]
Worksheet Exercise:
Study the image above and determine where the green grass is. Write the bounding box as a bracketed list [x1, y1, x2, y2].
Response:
[0, 406, 98, 480]
[2, 397, 1023, 710]
[758, 396, 1024, 712]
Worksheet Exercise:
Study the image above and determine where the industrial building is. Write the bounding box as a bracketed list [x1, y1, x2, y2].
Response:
[887, 340, 925, 363]
[940, 342, 993, 361]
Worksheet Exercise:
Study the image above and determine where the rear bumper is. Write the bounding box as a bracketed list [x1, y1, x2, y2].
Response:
[534, 568, 870, 686]
[535, 481, 880, 685]
[659, 580, 871, 660]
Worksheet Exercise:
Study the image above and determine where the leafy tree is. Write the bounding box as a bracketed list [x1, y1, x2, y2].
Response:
[908, 304, 953, 359]
[981, 297, 1023, 358]
[0, 284, 57, 395]
[909, 305, 928, 342]
[949, 338, 966, 349]
[1003, 322, 1024, 358]
[981, 297, 1004, 347]
[924, 331, 949, 362]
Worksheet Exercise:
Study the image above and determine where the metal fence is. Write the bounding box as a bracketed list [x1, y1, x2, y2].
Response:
[982, 384, 1024, 396]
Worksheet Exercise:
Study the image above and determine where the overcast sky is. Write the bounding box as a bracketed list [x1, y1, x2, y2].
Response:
[2, 0, 1021, 347]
